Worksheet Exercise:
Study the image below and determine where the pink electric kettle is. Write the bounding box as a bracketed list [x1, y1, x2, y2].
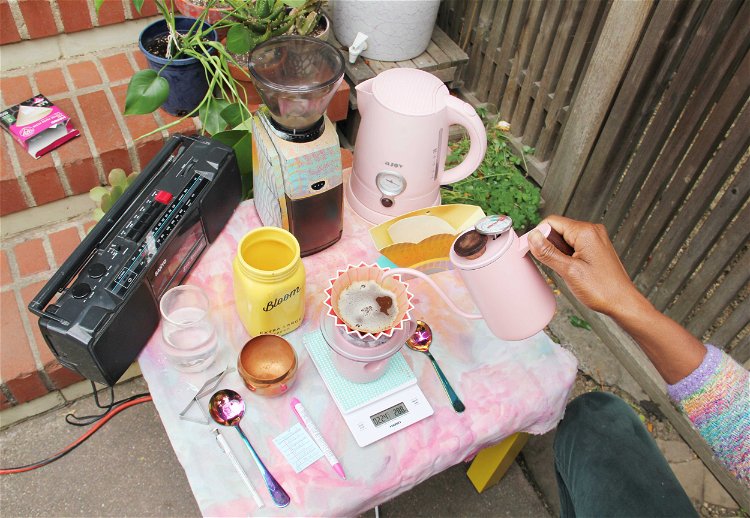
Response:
[391, 215, 573, 341]
[347, 68, 487, 224]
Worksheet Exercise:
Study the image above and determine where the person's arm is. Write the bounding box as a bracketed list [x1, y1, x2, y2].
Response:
[527, 215, 705, 384]
[528, 215, 749, 488]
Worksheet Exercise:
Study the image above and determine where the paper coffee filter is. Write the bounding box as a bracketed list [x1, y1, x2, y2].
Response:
[16, 105, 52, 126]
[379, 233, 457, 267]
[323, 262, 414, 340]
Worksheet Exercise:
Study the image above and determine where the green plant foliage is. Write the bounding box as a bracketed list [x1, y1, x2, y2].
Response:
[89, 169, 139, 222]
[222, 0, 323, 55]
[569, 315, 592, 330]
[441, 116, 541, 232]
[124, 70, 170, 115]
[213, 128, 253, 199]
[220, 103, 252, 127]
[199, 97, 232, 135]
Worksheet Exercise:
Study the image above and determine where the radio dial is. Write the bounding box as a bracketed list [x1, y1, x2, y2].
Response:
[87, 263, 106, 279]
[71, 283, 92, 299]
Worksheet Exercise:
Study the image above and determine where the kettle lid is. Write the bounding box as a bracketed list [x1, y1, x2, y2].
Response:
[450, 216, 516, 271]
[372, 68, 449, 116]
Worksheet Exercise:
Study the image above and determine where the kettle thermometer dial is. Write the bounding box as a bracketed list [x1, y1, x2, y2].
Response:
[376, 171, 406, 197]
[475, 215, 513, 237]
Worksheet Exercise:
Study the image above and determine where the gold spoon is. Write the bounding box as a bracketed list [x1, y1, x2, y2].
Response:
[406, 320, 465, 413]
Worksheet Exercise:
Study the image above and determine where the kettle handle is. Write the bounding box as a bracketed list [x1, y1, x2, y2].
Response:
[518, 223, 575, 256]
[390, 268, 483, 320]
[440, 96, 488, 185]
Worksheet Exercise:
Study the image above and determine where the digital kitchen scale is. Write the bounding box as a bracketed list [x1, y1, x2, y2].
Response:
[304, 325, 433, 447]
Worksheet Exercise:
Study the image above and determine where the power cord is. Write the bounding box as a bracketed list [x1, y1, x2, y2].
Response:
[65, 381, 149, 426]
[0, 382, 152, 475]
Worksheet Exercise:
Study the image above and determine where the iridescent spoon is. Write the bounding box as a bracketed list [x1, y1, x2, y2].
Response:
[209, 389, 291, 508]
[406, 321, 466, 413]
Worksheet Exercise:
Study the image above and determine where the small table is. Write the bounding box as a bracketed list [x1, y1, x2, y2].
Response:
[137, 194, 577, 516]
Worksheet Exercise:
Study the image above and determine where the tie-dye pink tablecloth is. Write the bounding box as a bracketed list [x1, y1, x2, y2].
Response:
[138, 198, 577, 517]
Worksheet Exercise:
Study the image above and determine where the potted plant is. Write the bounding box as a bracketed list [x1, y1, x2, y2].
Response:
[96, 0, 255, 195]
[136, 15, 219, 116]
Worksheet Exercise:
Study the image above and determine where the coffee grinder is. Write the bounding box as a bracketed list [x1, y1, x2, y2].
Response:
[249, 36, 346, 256]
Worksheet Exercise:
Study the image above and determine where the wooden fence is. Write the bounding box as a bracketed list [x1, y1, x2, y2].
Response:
[437, 0, 749, 506]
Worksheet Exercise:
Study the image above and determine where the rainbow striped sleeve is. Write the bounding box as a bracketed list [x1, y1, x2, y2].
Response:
[667, 344, 750, 489]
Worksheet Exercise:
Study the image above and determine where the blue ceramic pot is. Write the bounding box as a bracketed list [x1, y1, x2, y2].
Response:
[138, 17, 217, 116]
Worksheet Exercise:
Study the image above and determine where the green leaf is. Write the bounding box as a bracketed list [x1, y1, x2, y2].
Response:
[570, 316, 592, 331]
[108, 168, 127, 187]
[126, 172, 139, 186]
[199, 97, 231, 136]
[125, 70, 170, 115]
[226, 25, 253, 55]
[213, 130, 253, 198]
[89, 186, 108, 203]
[132, 0, 145, 13]
[257, 0, 271, 17]
[100, 193, 113, 212]
[93, 207, 105, 222]
[109, 185, 124, 203]
[94, 0, 105, 14]
[220, 103, 251, 127]
[282, 0, 307, 7]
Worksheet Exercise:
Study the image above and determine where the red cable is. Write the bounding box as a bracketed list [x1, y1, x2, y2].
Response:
[0, 395, 153, 475]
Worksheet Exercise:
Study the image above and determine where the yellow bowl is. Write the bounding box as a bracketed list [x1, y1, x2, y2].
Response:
[237, 335, 298, 397]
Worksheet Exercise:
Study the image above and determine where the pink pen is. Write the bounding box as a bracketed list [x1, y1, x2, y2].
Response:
[290, 397, 346, 480]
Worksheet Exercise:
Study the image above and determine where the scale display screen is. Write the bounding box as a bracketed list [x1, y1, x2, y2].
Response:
[370, 402, 409, 427]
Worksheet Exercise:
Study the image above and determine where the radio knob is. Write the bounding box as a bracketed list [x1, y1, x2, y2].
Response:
[87, 263, 106, 279]
[71, 283, 92, 299]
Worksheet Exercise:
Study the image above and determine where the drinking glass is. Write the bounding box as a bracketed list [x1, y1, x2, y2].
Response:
[159, 285, 218, 372]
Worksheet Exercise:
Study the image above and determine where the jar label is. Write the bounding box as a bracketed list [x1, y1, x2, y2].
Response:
[263, 286, 301, 312]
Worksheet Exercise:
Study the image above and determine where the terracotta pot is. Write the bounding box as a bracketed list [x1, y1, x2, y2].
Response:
[221, 39, 263, 105]
[173, 0, 231, 38]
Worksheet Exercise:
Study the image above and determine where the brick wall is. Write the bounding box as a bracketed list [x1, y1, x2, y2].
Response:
[0, 0, 160, 45]
[0, 48, 201, 217]
[0, 218, 93, 408]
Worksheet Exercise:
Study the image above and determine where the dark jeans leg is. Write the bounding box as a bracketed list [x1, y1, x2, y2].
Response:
[553, 391, 697, 518]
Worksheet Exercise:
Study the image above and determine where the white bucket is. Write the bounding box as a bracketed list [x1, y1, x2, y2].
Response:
[331, 0, 441, 62]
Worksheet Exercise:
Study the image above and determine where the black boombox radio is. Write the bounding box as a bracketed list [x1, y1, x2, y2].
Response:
[29, 135, 242, 385]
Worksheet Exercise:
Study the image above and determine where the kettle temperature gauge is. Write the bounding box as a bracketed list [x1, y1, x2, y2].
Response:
[375, 171, 406, 197]
[475, 215, 513, 237]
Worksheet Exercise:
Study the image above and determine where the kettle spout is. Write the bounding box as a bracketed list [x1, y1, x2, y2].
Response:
[355, 77, 375, 116]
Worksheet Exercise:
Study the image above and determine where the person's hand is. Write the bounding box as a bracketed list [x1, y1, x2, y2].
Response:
[528, 215, 648, 319]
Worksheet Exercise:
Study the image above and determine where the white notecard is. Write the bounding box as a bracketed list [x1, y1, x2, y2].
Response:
[273, 423, 323, 473]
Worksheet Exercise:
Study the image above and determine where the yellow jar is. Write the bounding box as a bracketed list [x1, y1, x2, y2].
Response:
[233, 227, 306, 337]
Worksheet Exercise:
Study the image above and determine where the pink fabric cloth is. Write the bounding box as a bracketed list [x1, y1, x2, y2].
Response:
[138, 199, 578, 516]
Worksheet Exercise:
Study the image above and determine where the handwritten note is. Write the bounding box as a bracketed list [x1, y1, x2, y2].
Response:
[273, 423, 323, 473]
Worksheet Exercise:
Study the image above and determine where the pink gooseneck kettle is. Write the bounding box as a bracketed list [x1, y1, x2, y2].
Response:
[391, 215, 574, 341]
[347, 68, 487, 224]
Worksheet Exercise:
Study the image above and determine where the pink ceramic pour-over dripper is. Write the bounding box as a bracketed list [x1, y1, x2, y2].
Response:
[390, 216, 573, 341]
[322, 263, 415, 383]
